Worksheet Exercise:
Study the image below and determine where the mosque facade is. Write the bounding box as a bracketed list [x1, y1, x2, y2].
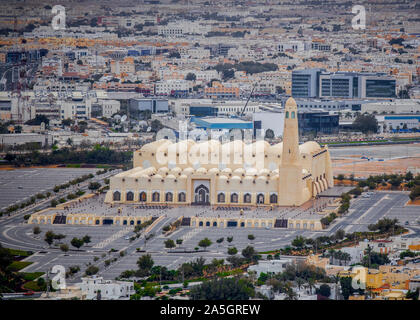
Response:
[105, 98, 334, 207]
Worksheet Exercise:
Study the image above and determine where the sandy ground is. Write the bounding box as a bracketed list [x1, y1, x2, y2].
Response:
[333, 157, 420, 178]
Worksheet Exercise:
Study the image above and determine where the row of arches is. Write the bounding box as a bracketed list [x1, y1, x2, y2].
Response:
[192, 219, 273, 228]
[289, 222, 315, 230]
[113, 191, 186, 203]
[217, 192, 277, 204]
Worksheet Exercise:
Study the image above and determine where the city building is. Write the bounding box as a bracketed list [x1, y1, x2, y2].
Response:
[248, 258, 293, 277]
[77, 276, 135, 300]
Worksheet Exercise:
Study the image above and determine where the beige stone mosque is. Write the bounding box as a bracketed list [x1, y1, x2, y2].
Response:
[105, 97, 334, 207]
[29, 98, 335, 230]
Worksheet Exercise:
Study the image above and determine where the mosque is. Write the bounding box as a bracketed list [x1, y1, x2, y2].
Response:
[105, 98, 334, 207]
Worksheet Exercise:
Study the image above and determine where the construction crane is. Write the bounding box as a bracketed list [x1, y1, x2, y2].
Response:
[240, 82, 257, 117]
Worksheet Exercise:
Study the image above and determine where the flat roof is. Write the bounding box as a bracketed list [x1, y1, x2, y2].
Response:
[192, 117, 253, 130]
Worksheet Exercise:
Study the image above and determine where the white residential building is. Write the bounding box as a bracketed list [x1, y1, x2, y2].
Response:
[155, 80, 190, 95]
[77, 276, 135, 300]
[97, 99, 121, 118]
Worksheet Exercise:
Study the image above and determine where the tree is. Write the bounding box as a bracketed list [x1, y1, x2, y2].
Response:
[247, 234, 255, 241]
[406, 288, 419, 300]
[33, 226, 41, 235]
[137, 254, 154, 271]
[340, 276, 356, 300]
[60, 244, 69, 252]
[88, 182, 101, 190]
[216, 237, 224, 244]
[409, 186, 420, 201]
[362, 251, 390, 268]
[190, 277, 255, 300]
[292, 236, 305, 249]
[316, 284, 331, 298]
[227, 237, 233, 243]
[241, 246, 258, 262]
[198, 238, 212, 251]
[82, 235, 91, 244]
[265, 129, 274, 139]
[44, 231, 55, 247]
[185, 73, 196, 81]
[66, 138, 73, 147]
[85, 264, 99, 276]
[164, 239, 176, 249]
[150, 119, 163, 132]
[227, 247, 238, 255]
[176, 239, 183, 245]
[352, 114, 378, 134]
[334, 229, 345, 241]
[70, 237, 84, 250]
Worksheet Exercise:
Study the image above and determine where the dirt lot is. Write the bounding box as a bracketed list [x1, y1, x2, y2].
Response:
[333, 157, 420, 178]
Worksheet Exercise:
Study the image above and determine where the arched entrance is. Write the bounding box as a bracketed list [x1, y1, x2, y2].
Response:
[194, 184, 209, 205]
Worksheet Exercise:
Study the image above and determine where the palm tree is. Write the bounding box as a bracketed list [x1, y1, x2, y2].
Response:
[345, 112, 352, 119]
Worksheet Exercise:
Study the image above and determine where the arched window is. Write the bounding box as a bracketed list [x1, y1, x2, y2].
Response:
[178, 192, 186, 202]
[139, 192, 147, 202]
[270, 194, 278, 204]
[152, 192, 160, 202]
[199, 221, 203, 227]
[291, 111, 295, 119]
[218, 193, 225, 203]
[165, 192, 173, 202]
[113, 191, 121, 201]
[126, 191, 134, 201]
[230, 193, 238, 203]
[257, 193, 264, 204]
[286, 111, 289, 118]
[206, 221, 210, 227]
[213, 221, 217, 227]
[243, 193, 251, 203]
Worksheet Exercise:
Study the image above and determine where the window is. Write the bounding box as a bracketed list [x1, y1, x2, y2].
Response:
[126, 191, 134, 201]
[291, 111, 295, 119]
[243, 193, 251, 203]
[230, 193, 238, 203]
[218, 193, 225, 203]
[286, 111, 289, 118]
[178, 192, 186, 202]
[139, 192, 147, 202]
[270, 194, 278, 204]
[113, 191, 121, 201]
[152, 192, 160, 202]
[165, 192, 173, 202]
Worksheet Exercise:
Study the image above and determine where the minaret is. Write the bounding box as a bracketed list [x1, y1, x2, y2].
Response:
[278, 97, 305, 206]
[282, 97, 300, 166]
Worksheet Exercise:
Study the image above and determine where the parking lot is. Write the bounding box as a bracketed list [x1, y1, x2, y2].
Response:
[0, 168, 97, 210]
[7, 191, 419, 281]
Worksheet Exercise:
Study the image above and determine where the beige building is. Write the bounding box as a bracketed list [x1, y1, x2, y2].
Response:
[105, 98, 334, 207]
